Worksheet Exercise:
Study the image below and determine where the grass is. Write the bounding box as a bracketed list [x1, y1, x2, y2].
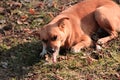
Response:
[0, 36, 120, 80]
[0, 0, 120, 80]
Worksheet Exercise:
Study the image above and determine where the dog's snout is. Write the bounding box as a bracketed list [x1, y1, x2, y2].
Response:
[47, 46, 55, 53]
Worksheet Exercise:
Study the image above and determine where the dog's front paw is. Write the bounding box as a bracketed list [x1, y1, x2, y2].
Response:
[97, 38, 108, 45]
[97, 40, 103, 45]
[96, 44, 102, 50]
[70, 47, 80, 53]
[40, 52, 46, 58]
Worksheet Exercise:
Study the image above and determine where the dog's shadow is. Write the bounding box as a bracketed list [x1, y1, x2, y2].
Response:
[0, 41, 43, 79]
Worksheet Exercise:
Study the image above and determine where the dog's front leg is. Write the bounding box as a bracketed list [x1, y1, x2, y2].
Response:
[40, 43, 47, 57]
[71, 35, 92, 53]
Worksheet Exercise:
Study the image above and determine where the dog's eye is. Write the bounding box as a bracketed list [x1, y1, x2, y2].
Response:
[42, 39, 48, 43]
[51, 35, 57, 41]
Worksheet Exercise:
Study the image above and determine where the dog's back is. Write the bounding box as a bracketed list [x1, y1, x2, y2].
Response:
[62, 0, 119, 17]
[60, 0, 120, 34]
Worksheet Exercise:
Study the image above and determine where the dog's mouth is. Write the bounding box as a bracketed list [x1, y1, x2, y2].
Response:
[46, 48, 59, 63]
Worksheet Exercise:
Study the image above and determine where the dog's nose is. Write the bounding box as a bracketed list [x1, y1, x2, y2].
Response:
[47, 46, 55, 53]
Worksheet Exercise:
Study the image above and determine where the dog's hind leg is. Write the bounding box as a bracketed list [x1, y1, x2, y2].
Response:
[95, 6, 119, 45]
[71, 35, 92, 53]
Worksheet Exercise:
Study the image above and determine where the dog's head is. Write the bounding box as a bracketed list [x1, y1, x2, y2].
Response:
[40, 17, 69, 54]
[32, 17, 70, 62]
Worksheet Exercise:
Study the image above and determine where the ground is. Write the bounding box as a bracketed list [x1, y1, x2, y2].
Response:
[0, 0, 120, 80]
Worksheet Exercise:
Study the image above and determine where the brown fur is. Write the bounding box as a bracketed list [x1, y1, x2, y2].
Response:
[35, 0, 120, 62]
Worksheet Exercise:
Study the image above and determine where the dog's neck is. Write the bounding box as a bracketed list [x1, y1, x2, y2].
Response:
[61, 18, 73, 48]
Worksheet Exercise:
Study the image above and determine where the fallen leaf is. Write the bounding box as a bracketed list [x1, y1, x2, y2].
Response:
[0, 20, 6, 24]
[37, 2, 44, 9]
[86, 56, 96, 65]
[53, 1, 57, 8]
[59, 6, 65, 11]
[22, 0, 31, 3]
[54, 75, 64, 80]
[20, 15, 28, 21]
[0, 7, 5, 14]
[12, 2, 22, 8]
[29, 8, 35, 15]
[58, 56, 68, 61]
[7, 1, 22, 9]
[17, 19, 23, 24]
[23, 28, 30, 32]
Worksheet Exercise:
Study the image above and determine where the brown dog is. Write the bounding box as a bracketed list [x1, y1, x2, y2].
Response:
[34, 0, 120, 63]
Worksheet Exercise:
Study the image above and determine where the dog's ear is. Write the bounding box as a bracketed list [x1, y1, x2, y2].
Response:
[57, 17, 69, 30]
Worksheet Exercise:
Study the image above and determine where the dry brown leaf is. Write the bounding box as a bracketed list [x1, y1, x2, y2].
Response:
[23, 28, 30, 32]
[37, 2, 44, 9]
[20, 15, 28, 22]
[17, 19, 23, 24]
[86, 56, 96, 65]
[54, 75, 64, 80]
[0, 7, 5, 13]
[29, 8, 35, 15]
